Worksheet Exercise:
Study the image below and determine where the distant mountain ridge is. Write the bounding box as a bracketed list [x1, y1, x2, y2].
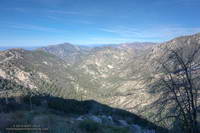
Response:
[39, 43, 92, 65]
[0, 33, 200, 125]
[40, 42, 156, 64]
[0, 47, 38, 51]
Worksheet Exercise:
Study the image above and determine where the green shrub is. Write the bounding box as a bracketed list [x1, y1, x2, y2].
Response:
[12, 111, 25, 120]
[23, 96, 42, 106]
[102, 126, 130, 133]
[78, 119, 130, 133]
[32, 97, 42, 106]
[47, 98, 89, 114]
[79, 120, 100, 132]
[114, 109, 133, 118]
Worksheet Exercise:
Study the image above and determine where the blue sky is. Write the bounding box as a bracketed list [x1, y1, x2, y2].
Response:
[0, 0, 200, 47]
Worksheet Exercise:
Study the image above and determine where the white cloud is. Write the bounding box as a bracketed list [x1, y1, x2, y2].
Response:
[47, 9, 103, 17]
[77, 20, 93, 25]
[99, 26, 200, 41]
[153, 0, 200, 6]
[48, 10, 82, 15]
[79, 37, 141, 44]
[33, 0, 65, 6]
[3, 7, 26, 12]
[9, 24, 66, 32]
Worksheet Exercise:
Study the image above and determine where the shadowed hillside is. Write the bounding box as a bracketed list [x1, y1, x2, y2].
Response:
[0, 94, 167, 133]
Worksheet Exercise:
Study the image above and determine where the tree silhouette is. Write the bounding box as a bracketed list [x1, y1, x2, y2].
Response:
[155, 44, 200, 133]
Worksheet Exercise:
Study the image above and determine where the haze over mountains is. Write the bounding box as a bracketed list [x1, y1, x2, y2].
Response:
[0, 33, 200, 130]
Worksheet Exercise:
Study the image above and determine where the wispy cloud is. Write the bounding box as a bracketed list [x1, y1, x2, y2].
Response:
[99, 25, 200, 41]
[177, 0, 200, 5]
[46, 15, 60, 20]
[3, 7, 26, 12]
[48, 10, 82, 15]
[77, 20, 93, 25]
[153, 0, 200, 6]
[8, 24, 66, 32]
[45, 15, 93, 25]
[47, 9, 102, 17]
[80, 37, 136, 44]
[33, 0, 65, 6]
[99, 27, 142, 37]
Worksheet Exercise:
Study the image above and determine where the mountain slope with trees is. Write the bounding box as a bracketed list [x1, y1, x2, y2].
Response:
[0, 33, 200, 132]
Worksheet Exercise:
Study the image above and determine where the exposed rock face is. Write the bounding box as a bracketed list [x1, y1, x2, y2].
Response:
[0, 69, 7, 79]
[0, 49, 78, 96]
